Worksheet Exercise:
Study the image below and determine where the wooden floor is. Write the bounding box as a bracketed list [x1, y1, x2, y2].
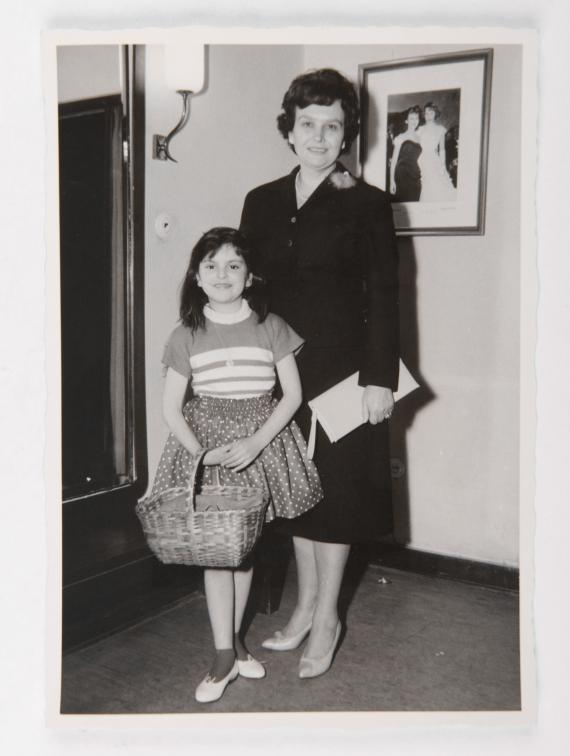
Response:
[60, 555, 520, 714]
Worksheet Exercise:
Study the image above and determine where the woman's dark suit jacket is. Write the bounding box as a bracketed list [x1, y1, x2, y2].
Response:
[240, 163, 399, 543]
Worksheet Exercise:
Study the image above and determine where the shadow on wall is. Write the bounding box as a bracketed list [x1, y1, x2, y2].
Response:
[390, 235, 435, 545]
[335, 143, 434, 547]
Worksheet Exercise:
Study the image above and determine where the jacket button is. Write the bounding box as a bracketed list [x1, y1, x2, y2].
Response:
[290, 216, 297, 223]
[287, 239, 293, 247]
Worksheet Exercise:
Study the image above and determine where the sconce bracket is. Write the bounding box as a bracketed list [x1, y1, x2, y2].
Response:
[153, 135, 170, 161]
[152, 90, 193, 163]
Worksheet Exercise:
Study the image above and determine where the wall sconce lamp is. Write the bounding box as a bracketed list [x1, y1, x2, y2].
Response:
[153, 44, 205, 163]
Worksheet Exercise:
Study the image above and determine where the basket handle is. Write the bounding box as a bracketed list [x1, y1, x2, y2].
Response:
[186, 448, 208, 514]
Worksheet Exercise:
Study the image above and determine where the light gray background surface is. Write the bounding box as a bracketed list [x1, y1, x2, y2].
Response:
[1, 1, 568, 754]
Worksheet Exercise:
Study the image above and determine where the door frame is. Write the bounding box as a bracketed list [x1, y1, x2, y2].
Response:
[58, 46, 204, 654]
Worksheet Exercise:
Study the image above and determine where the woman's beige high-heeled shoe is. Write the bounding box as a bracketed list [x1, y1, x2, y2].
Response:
[261, 622, 312, 651]
[298, 621, 342, 679]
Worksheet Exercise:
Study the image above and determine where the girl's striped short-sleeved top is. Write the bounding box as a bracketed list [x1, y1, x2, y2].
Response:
[162, 305, 304, 399]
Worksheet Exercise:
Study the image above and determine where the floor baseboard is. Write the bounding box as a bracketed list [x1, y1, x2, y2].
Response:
[360, 542, 519, 592]
[63, 554, 203, 653]
[63, 539, 519, 654]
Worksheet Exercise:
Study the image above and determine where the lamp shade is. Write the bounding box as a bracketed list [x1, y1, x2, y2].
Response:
[164, 43, 205, 93]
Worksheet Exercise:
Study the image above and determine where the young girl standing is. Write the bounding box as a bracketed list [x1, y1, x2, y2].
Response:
[151, 227, 322, 703]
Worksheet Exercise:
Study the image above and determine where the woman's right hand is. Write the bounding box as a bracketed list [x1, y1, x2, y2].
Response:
[202, 446, 232, 466]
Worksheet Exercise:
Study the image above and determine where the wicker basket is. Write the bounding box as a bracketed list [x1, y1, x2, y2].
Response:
[136, 451, 268, 568]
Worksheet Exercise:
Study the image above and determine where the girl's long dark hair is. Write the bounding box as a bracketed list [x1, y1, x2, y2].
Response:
[179, 227, 268, 332]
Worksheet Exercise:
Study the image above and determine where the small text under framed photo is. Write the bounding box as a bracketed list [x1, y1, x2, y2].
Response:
[359, 48, 493, 236]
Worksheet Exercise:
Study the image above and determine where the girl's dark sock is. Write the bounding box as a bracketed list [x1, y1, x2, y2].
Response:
[209, 648, 236, 681]
[234, 632, 249, 661]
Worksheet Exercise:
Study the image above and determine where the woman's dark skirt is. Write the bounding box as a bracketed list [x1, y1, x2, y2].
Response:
[274, 399, 394, 544]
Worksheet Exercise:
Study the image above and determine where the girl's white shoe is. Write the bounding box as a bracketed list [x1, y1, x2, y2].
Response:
[237, 654, 266, 679]
[195, 660, 239, 703]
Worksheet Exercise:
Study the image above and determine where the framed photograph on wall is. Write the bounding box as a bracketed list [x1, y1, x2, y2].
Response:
[359, 49, 493, 236]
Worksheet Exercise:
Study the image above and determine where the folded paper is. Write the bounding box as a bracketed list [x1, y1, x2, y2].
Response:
[307, 361, 419, 459]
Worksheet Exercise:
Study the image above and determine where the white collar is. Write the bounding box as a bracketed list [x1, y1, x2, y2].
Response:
[203, 299, 252, 325]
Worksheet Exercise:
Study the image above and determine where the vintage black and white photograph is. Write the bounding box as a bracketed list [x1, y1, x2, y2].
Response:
[386, 89, 460, 203]
[360, 50, 492, 235]
[44, 31, 533, 725]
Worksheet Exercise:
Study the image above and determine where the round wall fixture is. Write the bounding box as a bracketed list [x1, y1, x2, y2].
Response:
[154, 213, 173, 239]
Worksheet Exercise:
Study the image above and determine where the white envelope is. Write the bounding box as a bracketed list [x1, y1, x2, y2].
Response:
[306, 360, 419, 459]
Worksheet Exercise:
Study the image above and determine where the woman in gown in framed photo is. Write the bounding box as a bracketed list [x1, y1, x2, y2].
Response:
[417, 101, 456, 202]
[389, 105, 423, 202]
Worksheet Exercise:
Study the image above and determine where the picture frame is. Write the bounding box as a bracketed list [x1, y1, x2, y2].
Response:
[359, 49, 493, 236]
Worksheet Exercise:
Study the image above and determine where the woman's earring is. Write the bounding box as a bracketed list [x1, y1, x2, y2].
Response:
[342, 141, 346, 150]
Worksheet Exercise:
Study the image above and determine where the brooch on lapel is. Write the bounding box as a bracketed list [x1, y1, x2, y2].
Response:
[330, 170, 357, 190]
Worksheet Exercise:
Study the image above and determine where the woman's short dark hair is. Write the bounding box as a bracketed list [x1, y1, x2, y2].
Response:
[180, 227, 267, 332]
[276, 68, 360, 155]
[423, 101, 441, 119]
[406, 105, 422, 119]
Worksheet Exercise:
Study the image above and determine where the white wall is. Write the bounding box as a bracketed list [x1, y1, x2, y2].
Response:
[144, 45, 303, 485]
[304, 44, 521, 566]
[57, 45, 121, 102]
[144, 43, 521, 567]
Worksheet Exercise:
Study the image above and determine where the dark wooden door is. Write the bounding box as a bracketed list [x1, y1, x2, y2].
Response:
[59, 48, 200, 654]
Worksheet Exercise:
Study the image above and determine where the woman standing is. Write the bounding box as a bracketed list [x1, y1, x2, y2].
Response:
[240, 69, 399, 678]
[389, 105, 423, 202]
[417, 102, 456, 202]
